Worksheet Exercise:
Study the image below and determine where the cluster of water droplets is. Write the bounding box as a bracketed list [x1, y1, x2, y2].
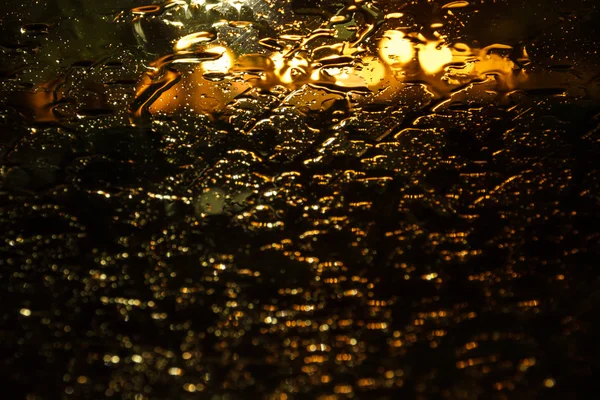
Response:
[2, 1, 600, 399]
[122, 0, 531, 124]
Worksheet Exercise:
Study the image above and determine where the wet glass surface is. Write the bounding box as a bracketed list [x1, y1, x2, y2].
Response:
[1, 0, 599, 398]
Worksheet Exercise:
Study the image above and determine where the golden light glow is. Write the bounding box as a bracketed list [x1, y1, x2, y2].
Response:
[418, 42, 453, 74]
[201, 46, 233, 74]
[137, 51, 247, 117]
[378, 30, 415, 67]
[355, 56, 387, 88]
[271, 52, 311, 85]
[130, 4, 531, 121]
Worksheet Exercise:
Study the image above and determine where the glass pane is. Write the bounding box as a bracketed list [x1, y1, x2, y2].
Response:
[1, 1, 599, 398]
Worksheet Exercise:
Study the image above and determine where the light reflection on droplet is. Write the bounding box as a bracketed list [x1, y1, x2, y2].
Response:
[174, 31, 216, 51]
[20, 308, 31, 316]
